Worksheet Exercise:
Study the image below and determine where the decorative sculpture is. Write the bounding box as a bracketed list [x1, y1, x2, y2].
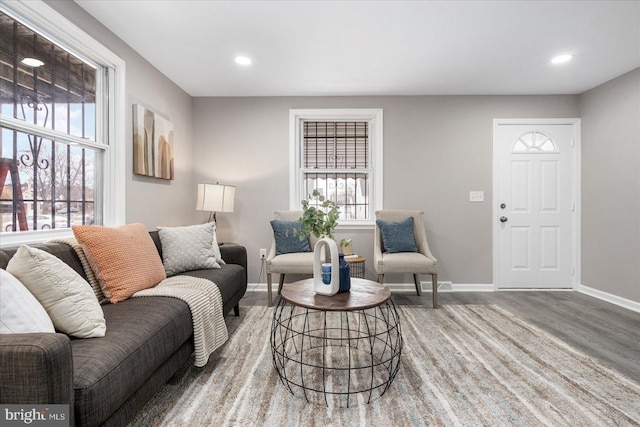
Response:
[313, 237, 340, 296]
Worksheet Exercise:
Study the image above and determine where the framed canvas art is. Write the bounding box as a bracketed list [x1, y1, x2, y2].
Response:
[133, 104, 174, 180]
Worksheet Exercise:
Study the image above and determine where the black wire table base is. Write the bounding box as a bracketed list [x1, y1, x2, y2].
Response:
[270, 298, 403, 408]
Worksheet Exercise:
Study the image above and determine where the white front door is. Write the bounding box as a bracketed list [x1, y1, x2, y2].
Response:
[494, 119, 579, 289]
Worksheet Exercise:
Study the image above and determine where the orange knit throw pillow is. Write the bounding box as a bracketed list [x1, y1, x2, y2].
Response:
[73, 223, 166, 303]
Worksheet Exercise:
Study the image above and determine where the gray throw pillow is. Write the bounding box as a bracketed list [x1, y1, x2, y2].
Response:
[158, 222, 221, 276]
[270, 220, 311, 255]
[376, 217, 419, 253]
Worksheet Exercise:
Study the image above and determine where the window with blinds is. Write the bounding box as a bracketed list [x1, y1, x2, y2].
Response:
[302, 121, 370, 221]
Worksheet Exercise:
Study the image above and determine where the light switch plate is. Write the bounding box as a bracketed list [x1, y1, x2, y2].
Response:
[469, 191, 484, 202]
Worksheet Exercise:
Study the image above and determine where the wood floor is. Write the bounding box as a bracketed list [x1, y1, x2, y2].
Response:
[240, 290, 640, 384]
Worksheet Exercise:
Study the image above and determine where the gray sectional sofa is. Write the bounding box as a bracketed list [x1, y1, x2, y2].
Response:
[0, 231, 247, 426]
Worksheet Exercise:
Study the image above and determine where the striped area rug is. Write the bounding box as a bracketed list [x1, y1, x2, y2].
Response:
[128, 304, 640, 426]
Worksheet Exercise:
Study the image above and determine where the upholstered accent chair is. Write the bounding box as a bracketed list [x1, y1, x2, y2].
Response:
[266, 210, 316, 306]
[374, 209, 439, 308]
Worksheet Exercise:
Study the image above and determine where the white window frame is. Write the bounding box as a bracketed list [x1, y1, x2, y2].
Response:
[0, 0, 125, 247]
[289, 109, 383, 228]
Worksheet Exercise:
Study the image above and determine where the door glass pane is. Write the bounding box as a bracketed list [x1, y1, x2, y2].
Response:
[512, 131, 558, 153]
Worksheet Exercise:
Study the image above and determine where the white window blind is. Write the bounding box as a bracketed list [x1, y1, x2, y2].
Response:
[302, 121, 370, 220]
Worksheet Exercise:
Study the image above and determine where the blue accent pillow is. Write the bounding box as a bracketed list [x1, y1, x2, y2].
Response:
[376, 217, 419, 253]
[270, 220, 311, 255]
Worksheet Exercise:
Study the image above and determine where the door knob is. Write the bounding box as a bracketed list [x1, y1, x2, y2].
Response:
[500, 216, 508, 223]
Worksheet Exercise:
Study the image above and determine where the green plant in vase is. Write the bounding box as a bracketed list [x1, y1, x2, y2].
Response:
[299, 189, 340, 240]
[299, 190, 351, 294]
[339, 238, 353, 255]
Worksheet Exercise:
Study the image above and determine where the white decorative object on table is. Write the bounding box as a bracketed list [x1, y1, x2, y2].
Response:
[313, 237, 339, 296]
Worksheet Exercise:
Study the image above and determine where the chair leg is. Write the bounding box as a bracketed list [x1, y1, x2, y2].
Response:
[267, 273, 273, 307]
[413, 274, 422, 296]
[234, 304, 240, 316]
[432, 274, 438, 309]
[377, 274, 384, 284]
[278, 274, 285, 294]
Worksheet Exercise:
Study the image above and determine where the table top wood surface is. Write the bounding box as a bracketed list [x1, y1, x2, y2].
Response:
[344, 255, 366, 263]
[280, 278, 391, 311]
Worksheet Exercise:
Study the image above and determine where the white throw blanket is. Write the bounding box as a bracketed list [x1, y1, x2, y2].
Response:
[133, 276, 229, 367]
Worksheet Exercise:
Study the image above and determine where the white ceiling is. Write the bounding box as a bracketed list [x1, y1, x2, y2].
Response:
[74, 0, 640, 97]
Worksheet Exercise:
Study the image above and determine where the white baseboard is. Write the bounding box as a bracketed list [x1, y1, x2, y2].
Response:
[246, 282, 640, 313]
[418, 281, 494, 293]
[446, 283, 495, 292]
[246, 283, 269, 293]
[576, 284, 640, 313]
[246, 282, 493, 293]
[498, 288, 573, 292]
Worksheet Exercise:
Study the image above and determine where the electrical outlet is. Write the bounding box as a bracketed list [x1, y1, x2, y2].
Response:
[259, 248, 267, 260]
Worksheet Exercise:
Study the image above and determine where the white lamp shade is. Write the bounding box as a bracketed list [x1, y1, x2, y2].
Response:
[196, 183, 235, 213]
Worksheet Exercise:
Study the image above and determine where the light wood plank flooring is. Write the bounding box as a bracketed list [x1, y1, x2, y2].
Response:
[240, 290, 640, 383]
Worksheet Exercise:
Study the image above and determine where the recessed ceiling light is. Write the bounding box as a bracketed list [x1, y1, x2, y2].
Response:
[551, 54, 573, 64]
[21, 57, 44, 67]
[235, 56, 252, 66]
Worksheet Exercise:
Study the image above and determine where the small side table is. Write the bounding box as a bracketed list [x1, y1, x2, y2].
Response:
[345, 255, 366, 278]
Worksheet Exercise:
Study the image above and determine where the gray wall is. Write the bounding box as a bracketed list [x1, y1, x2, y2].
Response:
[192, 96, 579, 286]
[46, 0, 195, 228]
[45, 1, 640, 305]
[579, 68, 640, 302]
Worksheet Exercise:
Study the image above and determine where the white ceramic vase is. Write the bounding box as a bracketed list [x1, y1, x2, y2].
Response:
[313, 237, 340, 296]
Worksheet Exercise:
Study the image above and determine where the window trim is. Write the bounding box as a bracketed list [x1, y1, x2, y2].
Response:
[0, 0, 125, 247]
[289, 109, 383, 228]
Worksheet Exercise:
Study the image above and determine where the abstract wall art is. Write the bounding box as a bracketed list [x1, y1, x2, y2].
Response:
[133, 104, 174, 180]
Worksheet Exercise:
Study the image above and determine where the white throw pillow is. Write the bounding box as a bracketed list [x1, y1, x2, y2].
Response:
[6, 246, 106, 338]
[0, 269, 55, 334]
[158, 222, 221, 276]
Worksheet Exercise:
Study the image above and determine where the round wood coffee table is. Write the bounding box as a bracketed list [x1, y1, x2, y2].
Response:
[270, 278, 403, 408]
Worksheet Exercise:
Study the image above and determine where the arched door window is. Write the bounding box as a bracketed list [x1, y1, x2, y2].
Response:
[512, 131, 558, 153]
